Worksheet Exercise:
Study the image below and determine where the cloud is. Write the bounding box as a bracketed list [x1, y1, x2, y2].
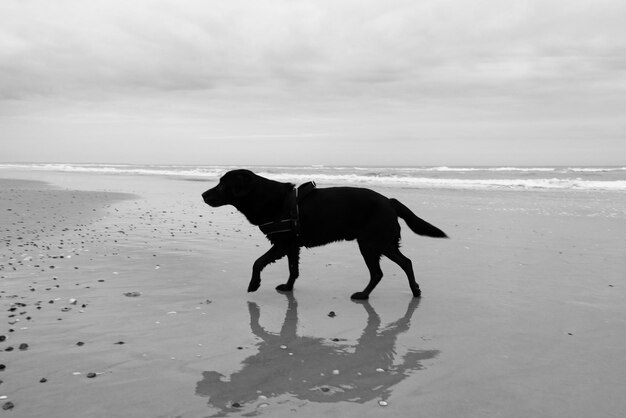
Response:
[1, 0, 625, 166]
[1, 0, 623, 102]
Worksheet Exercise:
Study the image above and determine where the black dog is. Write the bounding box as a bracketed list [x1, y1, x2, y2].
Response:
[202, 169, 447, 299]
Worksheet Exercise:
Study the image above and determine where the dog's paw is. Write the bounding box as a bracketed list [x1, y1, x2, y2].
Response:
[247, 280, 261, 292]
[275, 284, 293, 293]
[350, 291, 369, 300]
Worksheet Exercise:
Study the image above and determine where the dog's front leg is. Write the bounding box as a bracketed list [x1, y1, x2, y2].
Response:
[276, 245, 300, 292]
[249, 244, 288, 292]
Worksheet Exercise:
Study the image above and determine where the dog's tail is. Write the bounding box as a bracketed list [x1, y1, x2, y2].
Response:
[390, 199, 448, 238]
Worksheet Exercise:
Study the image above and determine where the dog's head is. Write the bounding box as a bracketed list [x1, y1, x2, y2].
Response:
[202, 169, 255, 207]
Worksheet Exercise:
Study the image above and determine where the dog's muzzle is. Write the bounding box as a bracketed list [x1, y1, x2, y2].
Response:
[202, 189, 223, 207]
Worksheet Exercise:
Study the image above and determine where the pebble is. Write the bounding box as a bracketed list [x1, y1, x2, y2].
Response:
[378, 400, 388, 407]
[231, 402, 242, 408]
[376, 368, 385, 372]
[2, 401, 14, 411]
[0, 364, 6, 371]
[328, 311, 336, 318]
[40, 378, 47, 383]
[19, 343, 29, 351]
[332, 369, 340, 375]
[279, 345, 287, 350]
[124, 291, 141, 297]
[86, 372, 97, 378]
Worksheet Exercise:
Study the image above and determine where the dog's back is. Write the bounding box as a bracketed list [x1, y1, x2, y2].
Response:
[297, 187, 400, 248]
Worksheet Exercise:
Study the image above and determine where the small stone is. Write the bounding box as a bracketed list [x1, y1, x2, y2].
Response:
[332, 369, 339, 375]
[69, 298, 77, 305]
[0, 336, 5, 342]
[86, 372, 97, 378]
[231, 402, 241, 408]
[0, 364, 6, 371]
[123, 291, 141, 297]
[19, 343, 29, 351]
[114, 341, 125, 345]
[376, 368, 385, 372]
[279, 345, 287, 350]
[2, 401, 15, 410]
[378, 400, 388, 407]
[76, 341, 85, 346]
[328, 311, 336, 318]
[40, 378, 47, 383]
[320, 387, 330, 392]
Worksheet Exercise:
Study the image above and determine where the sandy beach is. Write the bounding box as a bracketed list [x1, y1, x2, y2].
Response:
[1, 169, 625, 417]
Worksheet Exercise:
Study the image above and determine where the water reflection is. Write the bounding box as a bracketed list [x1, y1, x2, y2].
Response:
[196, 294, 438, 416]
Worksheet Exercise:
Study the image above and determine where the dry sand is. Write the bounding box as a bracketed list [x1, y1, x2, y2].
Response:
[1, 170, 625, 417]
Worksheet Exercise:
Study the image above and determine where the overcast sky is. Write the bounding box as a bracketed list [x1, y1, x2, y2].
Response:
[1, 0, 625, 166]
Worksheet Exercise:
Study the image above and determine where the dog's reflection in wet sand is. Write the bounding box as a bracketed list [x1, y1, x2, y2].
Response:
[196, 294, 439, 416]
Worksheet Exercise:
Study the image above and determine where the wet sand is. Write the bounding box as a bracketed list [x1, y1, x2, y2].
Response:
[1, 170, 625, 417]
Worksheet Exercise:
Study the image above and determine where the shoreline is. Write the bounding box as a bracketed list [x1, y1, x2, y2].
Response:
[1, 170, 625, 417]
[2, 164, 626, 193]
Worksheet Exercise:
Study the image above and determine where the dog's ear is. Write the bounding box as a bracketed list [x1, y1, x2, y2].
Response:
[232, 171, 253, 197]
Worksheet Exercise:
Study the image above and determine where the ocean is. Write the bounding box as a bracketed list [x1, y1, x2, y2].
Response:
[1, 163, 625, 192]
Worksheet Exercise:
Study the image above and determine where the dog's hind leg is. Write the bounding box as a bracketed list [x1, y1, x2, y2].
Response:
[351, 240, 384, 300]
[384, 246, 421, 297]
[249, 245, 288, 292]
[276, 245, 300, 293]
